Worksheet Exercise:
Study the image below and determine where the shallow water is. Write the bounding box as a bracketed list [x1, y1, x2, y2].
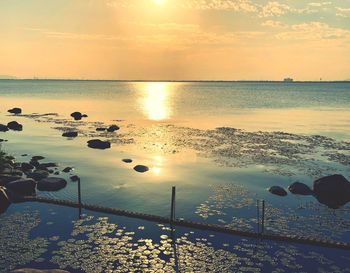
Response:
[0, 80, 349, 272]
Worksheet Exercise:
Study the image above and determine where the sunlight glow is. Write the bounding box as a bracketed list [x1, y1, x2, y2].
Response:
[142, 82, 171, 120]
[154, 0, 166, 5]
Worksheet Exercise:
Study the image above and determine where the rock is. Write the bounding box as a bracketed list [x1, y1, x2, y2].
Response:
[71, 111, 83, 120]
[70, 175, 79, 182]
[39, 162, 58, 169]
[107, 125, 120, 132]
[21, 154, 28, 156]
[10, 268, 70, 273]
[7, 121, 23, 131]
[313, 174, 350, 209]
[27, 170, 49, 181]
[96, 127, 107, 131]
[32, 156, 45, 161]
[54, 171, 60, 175]
[62, 167, 73, 173]
[0, 138, 8, 142]
[133, 165, 149, 173]
[122, 159, 133, 163]
[1, 168, 23, 177]
[21, 162, 35, 172]
[62, 131, 78, 138]
[268, 186, 287, 196]
[87, 139, 111, 149]
[288, 182, 313, 195]
[6, 179, 36, 195]
[29, 159, 40, 168]
[37, 177, 67, 191]
[8, 107, 22, 114]
[82, 114, 88, 118]
[0, 175, 22, 186]
[0, 124, 9, 132]
[0, 186, 10, 213]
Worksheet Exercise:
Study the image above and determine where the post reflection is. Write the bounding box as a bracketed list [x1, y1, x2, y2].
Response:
[142, 82, 172, 121]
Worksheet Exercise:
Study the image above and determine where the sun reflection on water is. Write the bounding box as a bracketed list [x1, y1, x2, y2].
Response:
[142, 82, 172, 121]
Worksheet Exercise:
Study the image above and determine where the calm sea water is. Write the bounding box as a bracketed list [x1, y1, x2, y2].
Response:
[0, 80, 349, 272]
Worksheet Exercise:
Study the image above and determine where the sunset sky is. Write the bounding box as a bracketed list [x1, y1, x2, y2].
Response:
[1, 0, 350, 80]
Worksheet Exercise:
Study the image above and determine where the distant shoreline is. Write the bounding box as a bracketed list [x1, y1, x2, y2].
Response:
[0, 79, 349, 83]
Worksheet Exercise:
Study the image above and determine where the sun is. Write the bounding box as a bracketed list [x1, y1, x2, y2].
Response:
[154, 0, 166, 5]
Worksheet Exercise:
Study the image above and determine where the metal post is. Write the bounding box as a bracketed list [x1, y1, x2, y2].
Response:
[261, 200, 265, 234]
[170, 186, 176, 223]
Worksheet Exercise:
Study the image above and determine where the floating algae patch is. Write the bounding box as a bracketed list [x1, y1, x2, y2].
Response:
[0, 210, 49, 273]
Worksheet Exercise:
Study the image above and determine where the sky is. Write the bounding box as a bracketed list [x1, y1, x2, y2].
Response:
[0, 0, 350, 81]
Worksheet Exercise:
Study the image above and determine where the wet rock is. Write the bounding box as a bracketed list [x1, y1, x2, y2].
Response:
[87, 139, 111, 149]
[268, 186, 287, 196]
[62, 131, 78, 138]
[122, 159, 133, 163]
[6, 179, 36, 195]
[7, 121, 23, 131]
[0, 138, 8, 142]
[8, 107, 22, 114]
[54, 171, 60, 175]
[37, 177, 67, 191]
[29, 159, 40, 168]
[32, 156, 45, 161]
[288, 182, 313, 195]
[0, 124, 9, 132]
[27, 170, 49, 181]
[0, 186, 10, 213]
[21, 154, 28, 156]
[133, 165, 149, 173]
[313, 174, 350, 209]
[10, 269, 70, 273]
[21, 162, 35, 172]
[39, 162, 58, 169]
[70, 175, 79, 182]
[70, 111, 83, 120]
[96, 127, 107, 131]
[0, 175, 22, 186]
[107, 125, 120, 132]
[1, 168, 23, 177]
[48, 169, 54, 174]
[82, 114, 88, 118]
[62, 167, 73, 173]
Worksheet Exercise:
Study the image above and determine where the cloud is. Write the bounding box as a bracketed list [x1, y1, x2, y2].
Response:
[308, 2, 332, 7]
[179, 0, 258, 12]
[336, 7, 350, 17]
[262, 20, 287, 28]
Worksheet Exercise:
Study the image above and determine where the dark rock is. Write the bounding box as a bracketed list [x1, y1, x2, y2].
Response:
[71, 111, 83, 120]
[96, 127, 107, 131]
[268, 186, 288, 196]
[39, 162, 58, 169]
[133, 165, 149, 173]
[32, 156, 45, 161]
[37, 177, 67, 191]
[29, 159, 40, 168]
[21, 162, 35, 172]
[0, 186, 10, 213]
[82, 114, 88, 118]
[122, 159, 133, 163]
[27, 170, 49, 181]
[6, 179, 36, 195]
[54, 171, 60, 175]
[21, 154, 28, 156]
[288, 182, 313, 195]
[48, 169, 54, 174]
[62, 167, 73, 173]
[107, 125, 120, 132]
[0, 124, 9, 132]
[313, 174, 350, 209]
[0, 175, 22, 186]
[70, 175, 79, 182]
[0, 138, 8, 142]
[7, 121, 23, 131]
[62, 131, 78, 138]
[10, 268, 70, 273]
[1, 168, 23, 177]
[8, 107, 22, 114]
[87, 139, 111, 149]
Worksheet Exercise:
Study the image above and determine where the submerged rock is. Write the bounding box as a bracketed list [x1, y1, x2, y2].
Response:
[313, 174, 350, 209]
[288, 182, 313, 196]
[70, 175, 79, 182]
[122, 159, 133, 163]
[133, 165, 149, 173]
[39, 162, 58, 169]
[37, 177, 67, 191]
[27, 170, 49, 181]
[7, 121, 23, 131]
[6, 179, 36, 195]
[62, 167, 73, 173]
[268, 186, 287, 196]
[0, 124, 9, 132]
[62, 131, 78, 138]
[107, 125, 120, 132]
[8, 107, 22, 114]
[87, 139, 111, 149]
[96, 127, 107, 131]
[0, 186, 10, 213]
[32, 155, 45, 161]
